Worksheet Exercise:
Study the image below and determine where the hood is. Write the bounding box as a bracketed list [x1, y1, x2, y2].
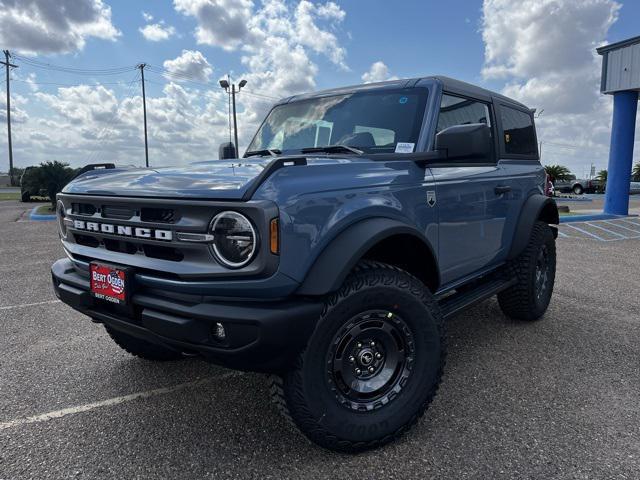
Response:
[63, 159, 272, 200]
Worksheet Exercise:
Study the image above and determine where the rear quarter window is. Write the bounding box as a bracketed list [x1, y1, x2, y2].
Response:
[500, 106, 537, 157]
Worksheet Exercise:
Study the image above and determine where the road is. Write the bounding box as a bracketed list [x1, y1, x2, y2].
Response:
[0, 200, 638, 479]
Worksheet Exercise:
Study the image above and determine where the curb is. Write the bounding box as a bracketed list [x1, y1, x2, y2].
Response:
[29, 208, 56, 221]
[559, 213, 637, 223]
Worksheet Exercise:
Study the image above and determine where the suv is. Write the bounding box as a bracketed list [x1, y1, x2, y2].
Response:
[52, 76, 558, 452]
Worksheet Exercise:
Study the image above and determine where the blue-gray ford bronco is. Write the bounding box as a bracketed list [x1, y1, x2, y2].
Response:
[52, 76, 559, 452]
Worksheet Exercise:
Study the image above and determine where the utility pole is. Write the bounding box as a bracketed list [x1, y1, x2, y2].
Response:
[137, 63, 149, 168]
[2, 50, 17, 185]
[219, 78, 247, 154]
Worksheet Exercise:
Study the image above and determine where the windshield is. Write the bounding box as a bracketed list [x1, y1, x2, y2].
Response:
[246, 88, 428, 156]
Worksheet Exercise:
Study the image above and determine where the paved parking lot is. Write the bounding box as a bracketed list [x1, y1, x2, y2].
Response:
[1, 200, 638, 479]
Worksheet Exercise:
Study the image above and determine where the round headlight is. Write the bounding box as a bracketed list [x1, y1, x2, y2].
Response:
[210, 211, 257, 268]
[57, 200, 67, 239]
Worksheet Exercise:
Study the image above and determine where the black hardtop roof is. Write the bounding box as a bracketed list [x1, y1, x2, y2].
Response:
[284, 75, 531, 111]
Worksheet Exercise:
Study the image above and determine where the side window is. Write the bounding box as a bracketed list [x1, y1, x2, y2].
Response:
[500, 106, 537, 156]
[436, 94, 492, 134]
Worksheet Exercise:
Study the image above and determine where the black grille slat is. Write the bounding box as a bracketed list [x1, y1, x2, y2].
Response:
[102, 205, 134, 220]
[141, 207, 176, 223]
[71, 203, 96, 216]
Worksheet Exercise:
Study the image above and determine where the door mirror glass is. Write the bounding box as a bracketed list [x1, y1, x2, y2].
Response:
[435, 123, 491, 161]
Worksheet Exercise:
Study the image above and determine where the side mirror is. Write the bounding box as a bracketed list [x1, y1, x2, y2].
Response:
[435, 123, 491, 161]
[218, 142, 237, 160]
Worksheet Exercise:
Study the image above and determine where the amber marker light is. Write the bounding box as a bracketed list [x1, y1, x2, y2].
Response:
[270, 218, 279, 254]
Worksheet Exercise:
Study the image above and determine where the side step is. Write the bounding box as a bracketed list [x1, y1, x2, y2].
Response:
[438, 277, 517, 320]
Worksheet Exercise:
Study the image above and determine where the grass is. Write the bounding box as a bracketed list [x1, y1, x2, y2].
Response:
[0, 192, 20, 201]
[34, 204, 55, 215]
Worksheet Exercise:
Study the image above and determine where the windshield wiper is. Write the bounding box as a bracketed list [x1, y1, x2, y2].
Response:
[244, 149, 282, 158]
[301, 145, 364, 155]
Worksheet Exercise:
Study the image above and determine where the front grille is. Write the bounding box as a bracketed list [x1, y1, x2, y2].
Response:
[72, 203, 96, 216]
[141, 207, 175, 223]
[102, 204, 134, 220]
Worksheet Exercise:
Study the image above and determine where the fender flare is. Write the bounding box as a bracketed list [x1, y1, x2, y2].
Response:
[507, 194, 559, 260]
[296, 217, 439, 296]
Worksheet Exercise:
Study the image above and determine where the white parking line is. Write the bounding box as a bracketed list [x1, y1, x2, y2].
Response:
[585, 222, 626, 239]
[603, 220, 640, 234]
[0, 299, 60, 310]
[564, 224, 607, 241]
[0, 372, 242, 431]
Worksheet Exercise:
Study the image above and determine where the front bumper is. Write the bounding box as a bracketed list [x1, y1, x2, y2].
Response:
[51, 258, 323, 372]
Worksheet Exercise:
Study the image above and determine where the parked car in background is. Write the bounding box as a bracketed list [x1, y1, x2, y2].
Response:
[630, 181, 640, 194]
[20, 166, 46, 202]
[553, 175, 601, 195]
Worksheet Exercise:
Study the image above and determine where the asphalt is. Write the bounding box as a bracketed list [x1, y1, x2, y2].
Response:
[0, 200, 638, 479]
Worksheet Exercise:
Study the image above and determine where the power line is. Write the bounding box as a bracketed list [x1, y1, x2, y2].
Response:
[13, 79, 139, 88]
[12, 54, 135, 76]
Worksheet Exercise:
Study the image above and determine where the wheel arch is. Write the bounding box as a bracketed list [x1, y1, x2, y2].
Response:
[296, 218, 440, 296]
[507, 194, 559, 260]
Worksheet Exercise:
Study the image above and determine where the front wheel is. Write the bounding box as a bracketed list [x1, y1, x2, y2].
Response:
[498, 221, 556, 321]
[573, 184, 584, 195]
[270, 261, 445, 452]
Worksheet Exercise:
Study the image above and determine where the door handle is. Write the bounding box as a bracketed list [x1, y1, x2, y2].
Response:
[494, 185, 511, 195]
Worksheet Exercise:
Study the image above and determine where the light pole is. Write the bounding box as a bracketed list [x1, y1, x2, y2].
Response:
[219, 78, 247, 154]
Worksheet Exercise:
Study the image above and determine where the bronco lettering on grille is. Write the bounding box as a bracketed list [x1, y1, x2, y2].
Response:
[72, 220, 172, 241]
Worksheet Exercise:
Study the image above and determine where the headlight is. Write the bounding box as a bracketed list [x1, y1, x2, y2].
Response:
[210, 211, 257, 268]
[56, 200, 67, 239]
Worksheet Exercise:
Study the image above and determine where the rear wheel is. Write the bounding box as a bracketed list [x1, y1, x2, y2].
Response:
[105, 326, 184, 361]
[572, 184, 584, 195]
[498, 221, 556, 321]
[270, 261, 445, 452]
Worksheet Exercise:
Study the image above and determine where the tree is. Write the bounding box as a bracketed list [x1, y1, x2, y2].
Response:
[632, 163, 640, 181]
[596, 169, 608, 192]
[34, 161, 76, 208]
[544, 164, 572, 182]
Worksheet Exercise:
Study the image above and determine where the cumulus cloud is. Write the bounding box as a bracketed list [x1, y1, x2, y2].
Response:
[8, 81, 230, 168]
[139, 22, 176, 41]
[163, 50, 213, 83]
[362, 61, 398, 83]
[174, 0, 256, 51]
[0, 0, 120, 54]
[481, 0, 625, 172]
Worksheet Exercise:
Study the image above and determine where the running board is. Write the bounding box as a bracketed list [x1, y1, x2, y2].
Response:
[438, 277, 517, 320]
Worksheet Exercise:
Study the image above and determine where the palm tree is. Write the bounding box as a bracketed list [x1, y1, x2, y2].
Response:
[596, 169, 608, 192]
[543, 164, 572, 182]
[632, 163, 640, 181]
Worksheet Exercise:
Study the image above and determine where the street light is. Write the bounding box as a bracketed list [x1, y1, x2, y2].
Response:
[220, 77, 247, 155]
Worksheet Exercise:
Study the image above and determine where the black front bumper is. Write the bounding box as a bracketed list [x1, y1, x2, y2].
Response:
[51, 258, 323, 372]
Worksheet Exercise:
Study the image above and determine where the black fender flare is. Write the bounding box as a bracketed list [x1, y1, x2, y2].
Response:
[296, 217, 439, 296]
[507, 194, 559, 260]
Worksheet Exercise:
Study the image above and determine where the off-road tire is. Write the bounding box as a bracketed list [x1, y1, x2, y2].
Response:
[498, 221, 556, 321]
[105, 326, 184, 361]
[270, 261, 446, 453]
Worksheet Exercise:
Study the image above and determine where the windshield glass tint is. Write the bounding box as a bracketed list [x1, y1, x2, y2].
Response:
[247, 88, 428, 155]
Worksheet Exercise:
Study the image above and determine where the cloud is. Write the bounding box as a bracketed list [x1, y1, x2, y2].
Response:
[142, 11, 154, 22]
[174, 0, 255, 51]
[163, 50, 213, 83]
[481, 0, 625, 172]
[0, 0, 120, 54]
[362, 61, 398, 83]
[139, 22, 176, 41]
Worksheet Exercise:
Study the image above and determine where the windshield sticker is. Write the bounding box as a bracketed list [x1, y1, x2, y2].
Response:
[399, 96, 408, 104]
[395, 142, 415, 153]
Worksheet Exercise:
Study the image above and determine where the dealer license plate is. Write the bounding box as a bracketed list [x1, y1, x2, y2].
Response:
[90, 262, 129, 305]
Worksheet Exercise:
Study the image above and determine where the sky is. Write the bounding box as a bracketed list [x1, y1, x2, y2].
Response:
[0, 0, 639, 176]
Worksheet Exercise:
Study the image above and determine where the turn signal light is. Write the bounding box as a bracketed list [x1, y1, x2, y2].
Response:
[270, 218, 279, 255]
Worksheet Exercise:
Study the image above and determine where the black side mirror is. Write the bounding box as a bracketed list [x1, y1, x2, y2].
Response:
[218, 142, 237, 160]
[435, 123, 491, 161]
